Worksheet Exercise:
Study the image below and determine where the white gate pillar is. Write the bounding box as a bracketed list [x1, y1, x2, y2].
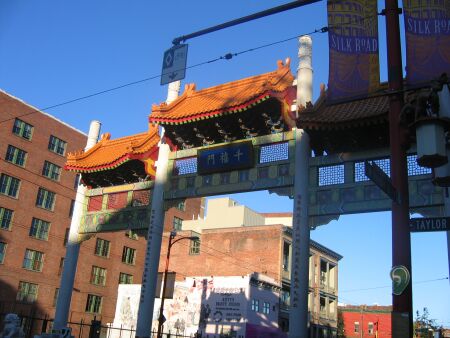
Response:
[289, 35, 313, 338]
[289, 128, 311, 338]
[135, 141, 170, 338]
[54, 120, 101, 331]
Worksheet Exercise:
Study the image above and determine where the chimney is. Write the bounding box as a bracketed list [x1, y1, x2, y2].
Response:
[297, 35, 313, 109]
[166, 80, 181, 104]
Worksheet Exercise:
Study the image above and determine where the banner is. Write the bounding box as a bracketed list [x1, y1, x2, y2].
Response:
[403, 0, 450, 85]
[327, 0, 380, 102]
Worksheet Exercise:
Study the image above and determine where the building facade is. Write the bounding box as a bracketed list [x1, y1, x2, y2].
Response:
[0, 90, 203, 330]
[339, 305, 392, 338]
[165, 197, 343, 337]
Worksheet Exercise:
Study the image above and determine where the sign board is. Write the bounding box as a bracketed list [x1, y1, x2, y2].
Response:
[161, 44, 188, 85]
[390, 265, 410, 296]
[364, 160, 398, 203]
[197, 141, 254, 175]
[409, 217, 450, 232]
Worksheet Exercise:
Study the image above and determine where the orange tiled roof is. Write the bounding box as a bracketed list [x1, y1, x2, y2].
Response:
[65, 125, 160, 175]
[149, 59, 295, 125]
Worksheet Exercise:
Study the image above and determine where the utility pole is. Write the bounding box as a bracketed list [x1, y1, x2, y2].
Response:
[384, 0, 413, 336]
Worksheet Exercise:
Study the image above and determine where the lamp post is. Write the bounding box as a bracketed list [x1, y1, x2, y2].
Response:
[157, 231, 199, 338]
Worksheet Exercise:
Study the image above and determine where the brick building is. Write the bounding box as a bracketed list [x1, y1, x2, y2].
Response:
[160, 197, 342, 337]
[338, 305, 392, 337]
[0, 90, 203, 329]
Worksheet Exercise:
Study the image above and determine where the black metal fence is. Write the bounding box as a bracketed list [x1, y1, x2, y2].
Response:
[0, 313, 196, 338]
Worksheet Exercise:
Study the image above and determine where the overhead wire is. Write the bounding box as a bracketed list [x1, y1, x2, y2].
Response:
[0, 8, 378, 127]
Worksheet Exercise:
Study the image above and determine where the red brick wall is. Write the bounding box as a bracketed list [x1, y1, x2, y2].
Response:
[0, 91, 87, 318]
[0, 91, 204, 326]
[158, 225, 284, 283]
[340, 306, 392, 338]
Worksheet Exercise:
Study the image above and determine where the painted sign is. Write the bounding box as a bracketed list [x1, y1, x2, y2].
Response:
[409, 217, 450, 232]
[327, 0, 380, 102]
[390, 265, 410, 296]
[197, 141, 254, 175]
[161, 44, 188, 85]
[80, 207, 150, 233]
[110, 275, 281, 338]
[403, 0, 450, 85]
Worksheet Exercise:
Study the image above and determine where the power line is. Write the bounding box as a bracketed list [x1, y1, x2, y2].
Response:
[0, 10, 378, 126]
[340, 277, 449, 293]
[0, 30, 311, 125]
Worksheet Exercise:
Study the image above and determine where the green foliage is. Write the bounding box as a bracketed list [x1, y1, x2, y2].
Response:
[414, 307, 442, 338]
[337, 309, 346, 338]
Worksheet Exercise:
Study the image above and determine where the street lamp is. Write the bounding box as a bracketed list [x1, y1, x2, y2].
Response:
[157, 230, 199, 338]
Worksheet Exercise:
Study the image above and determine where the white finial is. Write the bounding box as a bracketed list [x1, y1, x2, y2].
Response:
[297, 35, 313, 109]
[85, 120, 101, 151]
[166, 81, 181, 104]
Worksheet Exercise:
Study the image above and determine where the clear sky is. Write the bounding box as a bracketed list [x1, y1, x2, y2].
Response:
[1, 0, 448, 327]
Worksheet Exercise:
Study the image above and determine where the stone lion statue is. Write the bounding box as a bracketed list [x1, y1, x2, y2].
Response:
[0, 313, 24, 338]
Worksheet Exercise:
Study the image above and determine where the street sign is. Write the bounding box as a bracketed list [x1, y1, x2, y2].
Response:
[364, 160, 399, 203]
[161, 44, 188, 85]
[409, 217, 450, 232]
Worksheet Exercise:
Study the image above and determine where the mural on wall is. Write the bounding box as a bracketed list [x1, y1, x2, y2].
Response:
[109, 276, 255, 337]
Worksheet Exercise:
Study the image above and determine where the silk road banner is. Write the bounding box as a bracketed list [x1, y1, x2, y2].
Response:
[327, 0, 380, 102]
[403, 0, 450, 85]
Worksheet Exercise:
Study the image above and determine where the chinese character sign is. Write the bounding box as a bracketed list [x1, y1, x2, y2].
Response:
[197, 141, 253, 175]
[403, 0, 450, 85]
[327, 0, 380, 102]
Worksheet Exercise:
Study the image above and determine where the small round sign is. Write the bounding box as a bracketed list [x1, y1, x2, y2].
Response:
[390, 265, 410, 296]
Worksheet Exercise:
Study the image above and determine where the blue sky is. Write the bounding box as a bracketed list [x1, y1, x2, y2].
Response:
[1, 0, 448, 326]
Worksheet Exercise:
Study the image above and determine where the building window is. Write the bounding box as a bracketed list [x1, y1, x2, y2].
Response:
[354, 322, 360, 334]
[36, 187, 56, 210]
[320, 297, 327, 317]
[95, 238, 110, 257]
[0, 207, 14, 230]
[69, 200, 75, 218]
[85, 294, 102, 313]
[122, 246, 136, 265]
[263, 302, 270, 314]
[23, 249, 44, 272]
[13, 119, 33, 140]
[17, 281, 38, 303]
[283, 242, 290, 271]
[280, 289, 290, 307]
[0, 174, 20, 198]
[42, 161, 62, 181]
[48, 135, 67, 155]
[368, 322, 374, 335]
[52, 288, 59, 307]
[189, 238, 200, 255]
[58, 257, 64, 276]
[0, 242, 6, 264]
[251, 299, 259, 312]
[74, 174, 80, 189]
[90, 266, 107, 286]
[173, 216, 183, 231]
[63, 228, 69, 246]
[176, 200, 185, 211]
[5, 145, 27, 167]
[29, 218, 50, 241]
[119, 272, 133, 284]
[320, 260, 328, 287]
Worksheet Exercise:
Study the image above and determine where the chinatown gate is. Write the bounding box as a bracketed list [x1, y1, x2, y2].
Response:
[53, 38, 445, 338]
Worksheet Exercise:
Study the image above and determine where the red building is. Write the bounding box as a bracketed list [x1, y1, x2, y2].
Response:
[339, 305, 392, 338]
[0, 90, 203, 330]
